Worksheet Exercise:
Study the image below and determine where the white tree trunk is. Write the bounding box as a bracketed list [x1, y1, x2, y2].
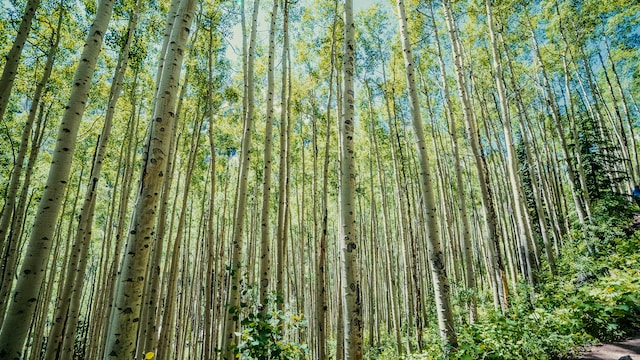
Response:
[341, 0, 363, 358]
[0, 0, 115, 357]
[396, 0, 457, 354]
[103, 0, 197, 357]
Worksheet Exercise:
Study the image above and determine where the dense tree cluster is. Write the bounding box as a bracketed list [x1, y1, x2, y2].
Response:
[0, 0, 638, 358]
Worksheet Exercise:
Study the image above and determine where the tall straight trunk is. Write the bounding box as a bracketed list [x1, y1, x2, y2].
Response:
[138, 66, 184, 357]
[365, 81, 403, 355]
[86, 138, 121, 360]
[203, 19, 218, 360]
[0, 0, 41, 122]
[45, 3, 141, 357]
[95, 88, 142, 358]
[316, 2, 338, 357]
[258, 0, 279, 308]
[603, 36, 640, 181]
[158, 114, 203, 359]
[0, 8, 62, 317]
[341, 0, 362, 358]
[429, 0, 476, 323]
[396, 0, 457, 355]
[103, 0, 197, 357]
[0, 1, 115, 357]
[222, 0, 260, 356]
[214, 159, 233, 353]
[387, 84, 414, 350]
[442, 0, 507, 311]
[276, 0, 291, 314]
[485, 0, 534, 289]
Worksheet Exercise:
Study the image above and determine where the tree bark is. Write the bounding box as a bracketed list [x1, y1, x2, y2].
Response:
[221, 0, 260, 356]
[103, 0, 197, 357]
[0, 0, 115, 357]
[396, 0, 457, 355]
[341, 0, 363, 358]
[0, 0, 41, 123]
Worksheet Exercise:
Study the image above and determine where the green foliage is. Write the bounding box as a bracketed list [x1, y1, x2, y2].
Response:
[455, 302, 591, 359]
[232, 292, 308, 360]
[569, 269, 640, 341]
[416, 200, 640, 360]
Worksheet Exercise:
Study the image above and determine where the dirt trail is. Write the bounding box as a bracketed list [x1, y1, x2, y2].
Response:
[578, 337, 640, 359]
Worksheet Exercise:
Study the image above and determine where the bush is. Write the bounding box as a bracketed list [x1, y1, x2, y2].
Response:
[232, 292, 307, 360]
[448, 198, 640, 360]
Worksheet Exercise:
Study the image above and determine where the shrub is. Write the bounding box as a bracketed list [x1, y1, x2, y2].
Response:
[232, 292, 307, 360]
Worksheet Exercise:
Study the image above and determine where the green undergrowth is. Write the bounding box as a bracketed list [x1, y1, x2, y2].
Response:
[231, 288, 308, 360]
[454, 195, 640, 360]
[373, 194, 640, 360]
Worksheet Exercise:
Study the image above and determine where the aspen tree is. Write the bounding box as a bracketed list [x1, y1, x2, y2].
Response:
[138, 67, 184, 358]
[0, 6, 63, 316]
[0, 0, 116, 357]
[221, 0, 260, 355]
[158, 115, 203, 359]
[366, 82, 403, 355]
[340, 0, 363, 358]
[396, 0, 457, 354]
[45, 2, 142, 358]
[94, 77, 143, 358]
[0, 0, 41, 123]
[276, 0, 291, 315]
[103, 0, 197, 357]
[428, 0, 477, 323]
[386, 75, 416, 349]
[203, 19, 218, 360]
[315, 2, 339, 357]
[442, 0, 508, 311]
[485, 0, 535, 288]
[500, 34, 559, 276]
[259, 0, 279, 308]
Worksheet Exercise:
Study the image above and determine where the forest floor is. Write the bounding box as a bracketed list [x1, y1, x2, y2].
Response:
[577, 335, 640, 359]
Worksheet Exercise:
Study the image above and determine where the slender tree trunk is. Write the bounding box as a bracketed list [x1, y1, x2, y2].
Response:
[137, 68, 184, 358]
[221, 0, 260, 356]
[442, 0, 507, 311]
[46, 3, 141, 357]
[258, 0, 279, 309]
[315, 1, 338, 357]
[0, 9, 62, 318]
[341, 0, 362, 358]
[103, 0, 197, 357]
[158, 115, 203, 359]
[429, 0, 476, 323]
[485, 0, 534, 289]
[0, 1, 115, 357]
[276, 0, 291, 315]
[0, 0, 41, 122]
[203, 19, 218, 360]
[396, 0, 457, 355]
[95, 88, 142, 358]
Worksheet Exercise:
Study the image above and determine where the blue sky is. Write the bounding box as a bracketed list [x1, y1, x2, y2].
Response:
[354, 0, 381, 11]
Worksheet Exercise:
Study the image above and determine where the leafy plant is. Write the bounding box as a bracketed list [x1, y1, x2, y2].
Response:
[232, 291, 308, 360]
